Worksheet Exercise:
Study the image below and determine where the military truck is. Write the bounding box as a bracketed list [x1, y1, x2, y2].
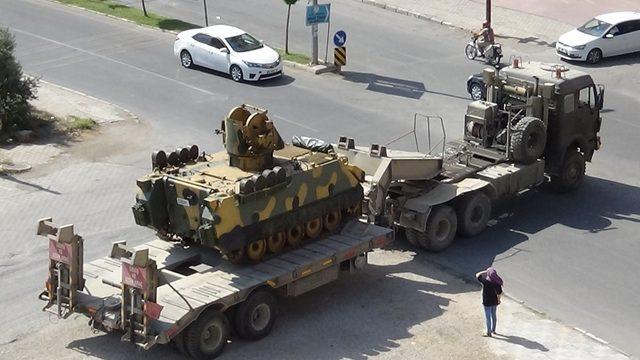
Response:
[336, 60, 604, 251]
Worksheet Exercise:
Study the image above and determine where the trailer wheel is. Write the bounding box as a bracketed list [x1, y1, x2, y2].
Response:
[234, 289, 277, 340]
[404, 228, 420, 247]
[184, 310, 230, 360]
[511, 117, 546, 164]
[456, 191, 491, 237]
[420, 205, 458, 252]
[551, 149, 585, 192]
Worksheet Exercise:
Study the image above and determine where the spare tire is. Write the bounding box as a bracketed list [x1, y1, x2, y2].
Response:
[511, 117, 546, 164]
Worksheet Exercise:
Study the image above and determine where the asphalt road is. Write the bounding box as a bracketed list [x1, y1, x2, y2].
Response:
[1, 0, 639, 356]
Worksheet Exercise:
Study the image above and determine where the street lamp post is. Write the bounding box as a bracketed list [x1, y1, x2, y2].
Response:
[203, 0, 209, 26]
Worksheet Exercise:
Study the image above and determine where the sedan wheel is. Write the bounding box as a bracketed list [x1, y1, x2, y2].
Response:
[586, 48, 602, 64]
[180, 50, 193, 68]
[230, 65, 243, 82]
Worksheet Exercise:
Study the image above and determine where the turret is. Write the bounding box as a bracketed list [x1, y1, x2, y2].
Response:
[222, 105, 284, 172]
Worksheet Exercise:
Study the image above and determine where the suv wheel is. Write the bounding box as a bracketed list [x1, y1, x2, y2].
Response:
[469, 82, 485, 100]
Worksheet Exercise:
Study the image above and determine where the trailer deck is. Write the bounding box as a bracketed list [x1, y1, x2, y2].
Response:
[38, 218, 394, 352]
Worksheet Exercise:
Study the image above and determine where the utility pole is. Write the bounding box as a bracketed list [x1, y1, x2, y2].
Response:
[203, 0, 209, 26]
[311, 0, 318, 65]
[486, 0, 492, 26]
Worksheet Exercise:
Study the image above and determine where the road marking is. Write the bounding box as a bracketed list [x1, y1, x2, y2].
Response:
[9, 26, 221, 97]
[272, 115, 319, 133]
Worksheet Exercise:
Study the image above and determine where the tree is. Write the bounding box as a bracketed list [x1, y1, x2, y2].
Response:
[0, 28, 37, 135]
[283, 0, 298, 54]
[141, 0, 148, 17]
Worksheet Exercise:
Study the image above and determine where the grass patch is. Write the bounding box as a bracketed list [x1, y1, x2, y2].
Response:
[57, 0, 198, 32]
[276, 49, 310, 65]
[66, 116, 97, 131]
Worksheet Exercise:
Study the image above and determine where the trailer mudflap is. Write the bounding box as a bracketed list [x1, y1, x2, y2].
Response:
[37, 218, 84, 319]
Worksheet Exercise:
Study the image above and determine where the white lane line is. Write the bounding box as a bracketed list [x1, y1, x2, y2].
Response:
[9, 26, 221, 97]
[272, 115, 319, 133]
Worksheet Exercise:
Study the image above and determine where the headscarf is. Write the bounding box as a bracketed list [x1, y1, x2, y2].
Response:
[486, 267, 503, 286]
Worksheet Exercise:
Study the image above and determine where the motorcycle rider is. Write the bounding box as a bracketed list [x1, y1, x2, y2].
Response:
[474, 21, 495, 56]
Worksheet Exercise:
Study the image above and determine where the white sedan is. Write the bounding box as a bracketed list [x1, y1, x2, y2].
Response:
[556, 12, 640, 64]
[174, 25, 283, 82]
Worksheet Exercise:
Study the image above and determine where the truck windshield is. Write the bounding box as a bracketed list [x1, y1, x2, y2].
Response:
[577, 18, 612, 37]
[225, 33, 263, 53]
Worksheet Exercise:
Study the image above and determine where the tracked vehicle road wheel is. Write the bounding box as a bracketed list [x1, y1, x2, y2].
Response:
[184, 310, 230, 360]
[305, 217, 323, 238]
[511, 117, 546, 164]
[287, 224, 304, 247]
[267, 232, 286, 254]
[323, 209, 342, 232]
[456, 191, 491, 237]
[247, 239, 266, 262]
[345, 203, 362, 217]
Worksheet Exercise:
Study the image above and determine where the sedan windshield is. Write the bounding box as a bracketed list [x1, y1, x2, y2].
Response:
[225, 33, 263, 52]
[577, 18, 612, 37]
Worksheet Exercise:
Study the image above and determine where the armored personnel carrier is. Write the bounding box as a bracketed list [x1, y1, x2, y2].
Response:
[132, 105, 364, 263]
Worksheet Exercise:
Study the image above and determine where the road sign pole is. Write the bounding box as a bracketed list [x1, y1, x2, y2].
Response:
[311, 0, 318, 65]
[203, 0, 209, 26]
[324, 16, 331, 63]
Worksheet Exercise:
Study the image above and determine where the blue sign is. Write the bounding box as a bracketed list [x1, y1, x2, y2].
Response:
[306, 4, 331, 26]
[333, 30, 347, 47]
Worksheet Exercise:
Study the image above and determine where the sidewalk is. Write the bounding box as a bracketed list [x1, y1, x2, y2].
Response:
[356, 0, 639, 45]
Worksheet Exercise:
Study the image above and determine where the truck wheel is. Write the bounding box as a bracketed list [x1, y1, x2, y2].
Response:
[172, 330, 188, 355]
[234, 289, 277, 341]
[184, 310, 230, 360]
[456, 191, 491, 237]
[404, 228, 420, 247]
[551, 149, 585, 192]
[412, 205, 458, 252]
[511, 117, 546, 164]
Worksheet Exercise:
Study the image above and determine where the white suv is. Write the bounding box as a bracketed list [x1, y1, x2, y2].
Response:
[556, 12, 640, 64]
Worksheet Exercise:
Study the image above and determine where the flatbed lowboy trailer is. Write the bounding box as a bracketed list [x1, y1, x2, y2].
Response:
[37, 218, 393, 359]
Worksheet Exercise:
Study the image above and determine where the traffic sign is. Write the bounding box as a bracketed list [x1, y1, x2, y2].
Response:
[333, 30, 347, 47]
[306, 4, 331, 26]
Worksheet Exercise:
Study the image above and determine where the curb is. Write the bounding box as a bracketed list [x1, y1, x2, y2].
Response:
[356, 0, 466, 32]
[38, 79, 140, 123]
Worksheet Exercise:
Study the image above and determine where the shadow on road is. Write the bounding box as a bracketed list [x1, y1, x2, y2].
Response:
[492, 333, 549, 351]
[193, 65, 295, 86]
[423, 175, 640, 276]
[62, 253, 474, 359]
[341, 71, 426, 99]
[561, 51, 640, 69]
[496, 34, 556, 48]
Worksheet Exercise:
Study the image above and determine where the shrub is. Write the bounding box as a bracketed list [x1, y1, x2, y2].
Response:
[0, 28, 38, 134]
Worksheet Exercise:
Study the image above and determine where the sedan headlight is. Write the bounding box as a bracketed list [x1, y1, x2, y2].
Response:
[572, 45, 586, 50]
[243, 60, 261, 68]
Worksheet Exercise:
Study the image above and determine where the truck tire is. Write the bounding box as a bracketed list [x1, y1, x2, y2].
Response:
[171, 330, 188, 355]
[404, 228, 420, 247]
[456, 191, 491, 237]
[511, 117, 546, 164]
[551, 149, 585, 192]
[234, 289, 277, 341]
[412, 205, 458, 252]
[184, 310, 230, 360]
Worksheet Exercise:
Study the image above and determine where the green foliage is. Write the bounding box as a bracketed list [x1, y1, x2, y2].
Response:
[57, 0, 198, 31]
[0, 28, 38, 134]
[66, 116, 97, 131]
[276, 48, 310, 64]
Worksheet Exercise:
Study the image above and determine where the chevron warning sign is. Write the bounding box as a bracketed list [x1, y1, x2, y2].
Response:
[334, 46, 346, 66]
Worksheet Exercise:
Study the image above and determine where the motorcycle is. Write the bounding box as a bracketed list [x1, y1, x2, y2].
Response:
[465, 36, 502, 66]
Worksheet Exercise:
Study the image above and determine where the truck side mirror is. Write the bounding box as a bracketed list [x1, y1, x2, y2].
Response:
[596, 84, 605, 110]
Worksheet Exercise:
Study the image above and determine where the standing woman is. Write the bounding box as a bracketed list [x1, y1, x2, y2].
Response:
[476, 267, 503, 337]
